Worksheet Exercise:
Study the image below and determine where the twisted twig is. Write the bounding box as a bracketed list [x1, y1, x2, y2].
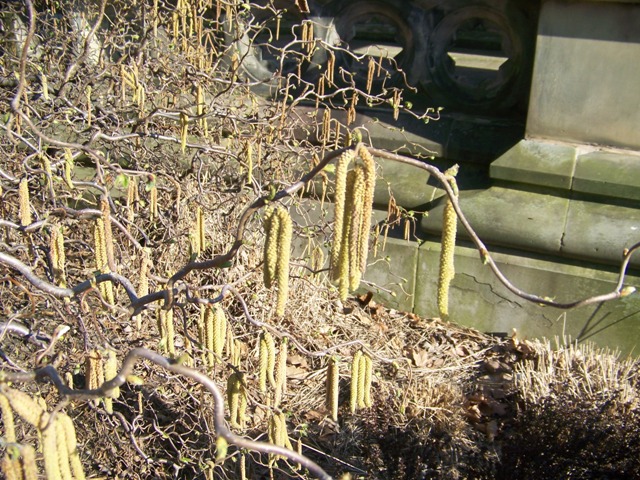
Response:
[1, 143, 637, 321]
[0, 348, 332, 480]
[367, 147, 638, 309]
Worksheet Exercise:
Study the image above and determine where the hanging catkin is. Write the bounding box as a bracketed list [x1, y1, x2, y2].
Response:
[437, 168, 459, 319]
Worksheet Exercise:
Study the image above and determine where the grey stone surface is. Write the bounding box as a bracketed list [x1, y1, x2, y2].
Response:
[490, 140, 577, 190]
[290, 198, 640, 355]
[420, 187, 568, 255]
[527, 1, 640, 149]
[562, 200, 640, 268]
[573, 150, 640, 200]
[414, 241, 640, 356]
[373, 157, 437, 210]
[295, 105, 522, 166]
[446, 117, 524, 165]
[362, 235, 418, 312]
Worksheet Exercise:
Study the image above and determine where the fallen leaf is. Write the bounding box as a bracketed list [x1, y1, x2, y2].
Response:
[409, 348, 430, 368]
[288, 353, 308, 368]
[286, 365, 309, 379]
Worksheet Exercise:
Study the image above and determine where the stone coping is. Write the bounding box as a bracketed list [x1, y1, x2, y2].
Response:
[490, 139, 640, 201]
[419, 186, 640, 269]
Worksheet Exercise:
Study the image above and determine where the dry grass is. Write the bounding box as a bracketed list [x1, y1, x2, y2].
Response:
[2, 1, 640, 477]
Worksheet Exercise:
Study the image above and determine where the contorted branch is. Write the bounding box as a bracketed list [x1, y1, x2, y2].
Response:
[367, 147, 639, 309]
[0, 348, 333, 480]
[0, 144, 637, 315]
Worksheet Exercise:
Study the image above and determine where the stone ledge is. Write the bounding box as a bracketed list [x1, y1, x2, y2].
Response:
[414, 240, 640, 357]
[489, 139, 576, 190]
[421, 187, 568, 254]
[420, 186, 640, 269]
[289, 198, 640, 355]
[490, 138, 640, 202]
[573, 150, 640, 201]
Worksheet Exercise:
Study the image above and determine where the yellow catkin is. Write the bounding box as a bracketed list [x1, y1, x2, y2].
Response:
[265, 332, 276, 389]
[2, 452, 22, 480]
[55, 416, 73, 480]
[138, 248, 150, 298]
[58, 414, 84, 480]
[268, 413, 279, 445]
[356, 351, 367, 409]
[149, 182, 158, 220]
[274, 338, 288, 407]
[100, 198, 115, 271]
[42, 419, 62, 480]
[366, 56, 375, 94]
[63, 149, 74, 189]
[42, 154, 53, 194]
[350, 350, 362, 413]
[94, 218, 107, 272]
[21, 444, 37, 480]
[321, 108, 331, 143]
[280, 412, 293, 450]
[306, 21, 314, 53]
[275, 412, 285, 447]
[0, 392, 16, 443]
[337, 170, 356, 300]
[275, 208, 292, 316]
[348, 165, 365, 292]
[258, 331, 275, 392]
[226, 326, 236, 363]
[126, 176, 136, 223]
[258, 333, 268, 393]
[232, 339, 242, 368]
[197, 206, 206, 254]
[334, 122, 342, 149]
[268, 412, 291, 455]
[65, 372, 74, 389]
[347, 92, 358, 126]
[18, 178, 31, 227]
[330, 150, 354, 281]
[213, 306, 227, 359]
[165, 308, 175, 355]
[86, 350, 105, 407]
[301, 21, 308, 48]
[263, 207, 280, 289]
[50, 226, 66, 288]
[239, 453, 246, 480]
[85, 85, 92, 126]
[204, 305, 215, 367]
[198, 303, 206, 352]
[311, 245, 324, 273]
[0, 387, 44, 427]
[363, 354, 373, 408]
[326, 50, 335, 85]
[227, 372, 240, 428]
[393, 89, 401, 120]
[316, 75, 325, 110]
[438, 197, 457, 319]
[104, 349, 120, 399]
[237, 383, 247, 429]
[227, 372, 246, 429]
[246, 141, 253, 185]
[94, 218, 114, 304]
[135, 248, 151, 331]
[180, 112, 188, 153]
[326, 357, 339, 422]
[357, 144, 376, 275]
